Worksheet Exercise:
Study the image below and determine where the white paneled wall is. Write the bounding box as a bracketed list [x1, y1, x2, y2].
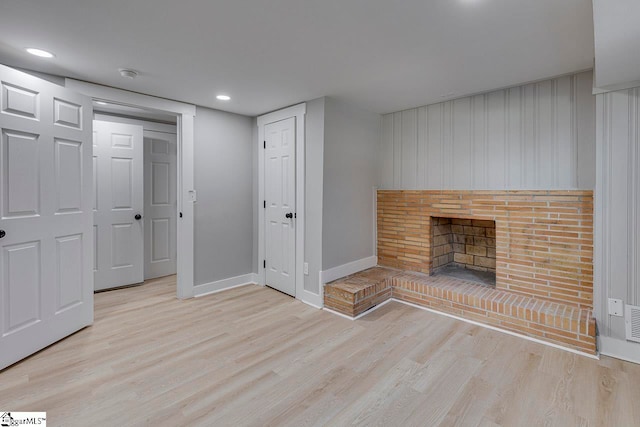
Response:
[595, 87, 640, 359]
[380, 71, 595, 190]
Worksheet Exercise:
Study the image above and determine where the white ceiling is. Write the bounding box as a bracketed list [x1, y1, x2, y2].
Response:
[593, 0, 640, 91]
[0, 0, 594, 117]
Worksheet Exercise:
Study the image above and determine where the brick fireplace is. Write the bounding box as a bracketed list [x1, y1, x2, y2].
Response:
[323, 190, 596, 355]
[377, 190, 593, 308]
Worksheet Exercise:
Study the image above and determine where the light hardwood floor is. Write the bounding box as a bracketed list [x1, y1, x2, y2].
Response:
[1, 275, 639, 426]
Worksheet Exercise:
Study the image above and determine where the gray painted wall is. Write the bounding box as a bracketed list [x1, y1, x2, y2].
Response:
[595, 86, 640, 360]
[303, 97, 325, 294]
[322, 97, 381, 270]
[194, 106, 254, 286]
[380, 71, 596, 190]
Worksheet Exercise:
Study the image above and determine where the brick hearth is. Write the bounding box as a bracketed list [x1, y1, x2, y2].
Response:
[324, 267, 596, 354]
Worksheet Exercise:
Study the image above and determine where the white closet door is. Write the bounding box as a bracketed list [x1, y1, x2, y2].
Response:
[144, 130, 177, 279]
[0, 64, 93, 370]
[93, 120, 144, 291]
[264, 117, 296, 297]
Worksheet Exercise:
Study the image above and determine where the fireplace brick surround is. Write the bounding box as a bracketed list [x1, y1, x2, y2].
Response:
[324, 190, 596, 354]
[377, 190, 593, 308]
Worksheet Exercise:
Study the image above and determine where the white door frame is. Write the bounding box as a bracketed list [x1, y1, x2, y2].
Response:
[66, 79, 196, 299]
[257, 103, 305, 300]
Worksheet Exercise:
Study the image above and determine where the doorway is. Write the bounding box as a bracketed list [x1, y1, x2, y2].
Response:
[92, 109, 178, 291]
[0, 65, 195, 370]
[65, 77, 196, 299]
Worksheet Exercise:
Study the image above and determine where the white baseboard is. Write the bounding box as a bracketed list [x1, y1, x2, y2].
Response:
[392, 299, 599, 360]
[323, 297, 599, 360]
[319, 255, 377, 285]
[250, 273, 261, 286]
[598, 336, 640, 365]
[323, 298, 394, 321]
[299, 289, 323, 309]
[194, 273, 257, 297]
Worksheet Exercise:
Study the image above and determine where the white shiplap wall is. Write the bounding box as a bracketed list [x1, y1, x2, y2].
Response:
[595, 87, 640, 361]
[380, 71, 595, 190]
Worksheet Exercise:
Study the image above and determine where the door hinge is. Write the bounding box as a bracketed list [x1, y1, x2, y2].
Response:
[264, 200, 266, 209]
[263, 140, 266, 149]
[263, 260, 266, 268]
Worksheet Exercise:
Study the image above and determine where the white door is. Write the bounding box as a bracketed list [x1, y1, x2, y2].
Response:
[144, 130, 177, 279]
[93, 121, 144, 291]
[264, 117, 296, 296]
[0, 64, 93, 370]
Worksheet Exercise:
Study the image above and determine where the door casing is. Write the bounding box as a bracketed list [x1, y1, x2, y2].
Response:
[67, 79, 196, 299]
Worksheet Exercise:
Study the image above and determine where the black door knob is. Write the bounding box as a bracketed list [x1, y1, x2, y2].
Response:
[285, 212, 293, 219]
[0, 230, 5, 238]
[135, 214, 142, 220]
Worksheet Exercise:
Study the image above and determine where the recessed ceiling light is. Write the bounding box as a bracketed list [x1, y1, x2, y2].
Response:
[25, 48, 55, 58]
[216, 95, 231, 101]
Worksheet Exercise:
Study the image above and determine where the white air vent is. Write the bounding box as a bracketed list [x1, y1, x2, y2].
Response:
[626, 305, 640, 343]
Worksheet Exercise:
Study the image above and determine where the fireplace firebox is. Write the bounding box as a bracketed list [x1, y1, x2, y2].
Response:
[430, 217, 496, 285]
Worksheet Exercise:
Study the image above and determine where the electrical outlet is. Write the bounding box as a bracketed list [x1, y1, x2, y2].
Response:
[608, 298, 624, 317]
[303, 262, 309, 275]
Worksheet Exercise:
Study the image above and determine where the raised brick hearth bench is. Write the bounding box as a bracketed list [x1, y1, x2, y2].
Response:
[324, 267, 596, 354]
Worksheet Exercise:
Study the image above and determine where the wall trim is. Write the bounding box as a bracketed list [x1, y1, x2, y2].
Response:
[194, 273, 257, 297]
[324, 298, 395, 320]
[320, 256, 378, 285]
[93, 112, 177, 134]
[598, 336, 640, 365]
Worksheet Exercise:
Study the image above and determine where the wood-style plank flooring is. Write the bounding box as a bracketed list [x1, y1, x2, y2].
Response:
[1, 275, 639, 426]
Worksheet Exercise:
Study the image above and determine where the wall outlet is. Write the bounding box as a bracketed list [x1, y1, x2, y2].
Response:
[608, 298, 624, 317]
[303, 262, 309, 275]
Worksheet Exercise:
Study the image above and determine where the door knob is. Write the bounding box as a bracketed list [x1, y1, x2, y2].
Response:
[0, 230, 5, 238]
[285, 212, 293, 219]
[135, 214, 142, 220]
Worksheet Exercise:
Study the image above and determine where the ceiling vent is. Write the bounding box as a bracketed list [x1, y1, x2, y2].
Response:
[625, 304, 640, 343]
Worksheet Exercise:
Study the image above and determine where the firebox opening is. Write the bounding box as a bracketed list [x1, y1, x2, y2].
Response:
[431, 217, 496, 287]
